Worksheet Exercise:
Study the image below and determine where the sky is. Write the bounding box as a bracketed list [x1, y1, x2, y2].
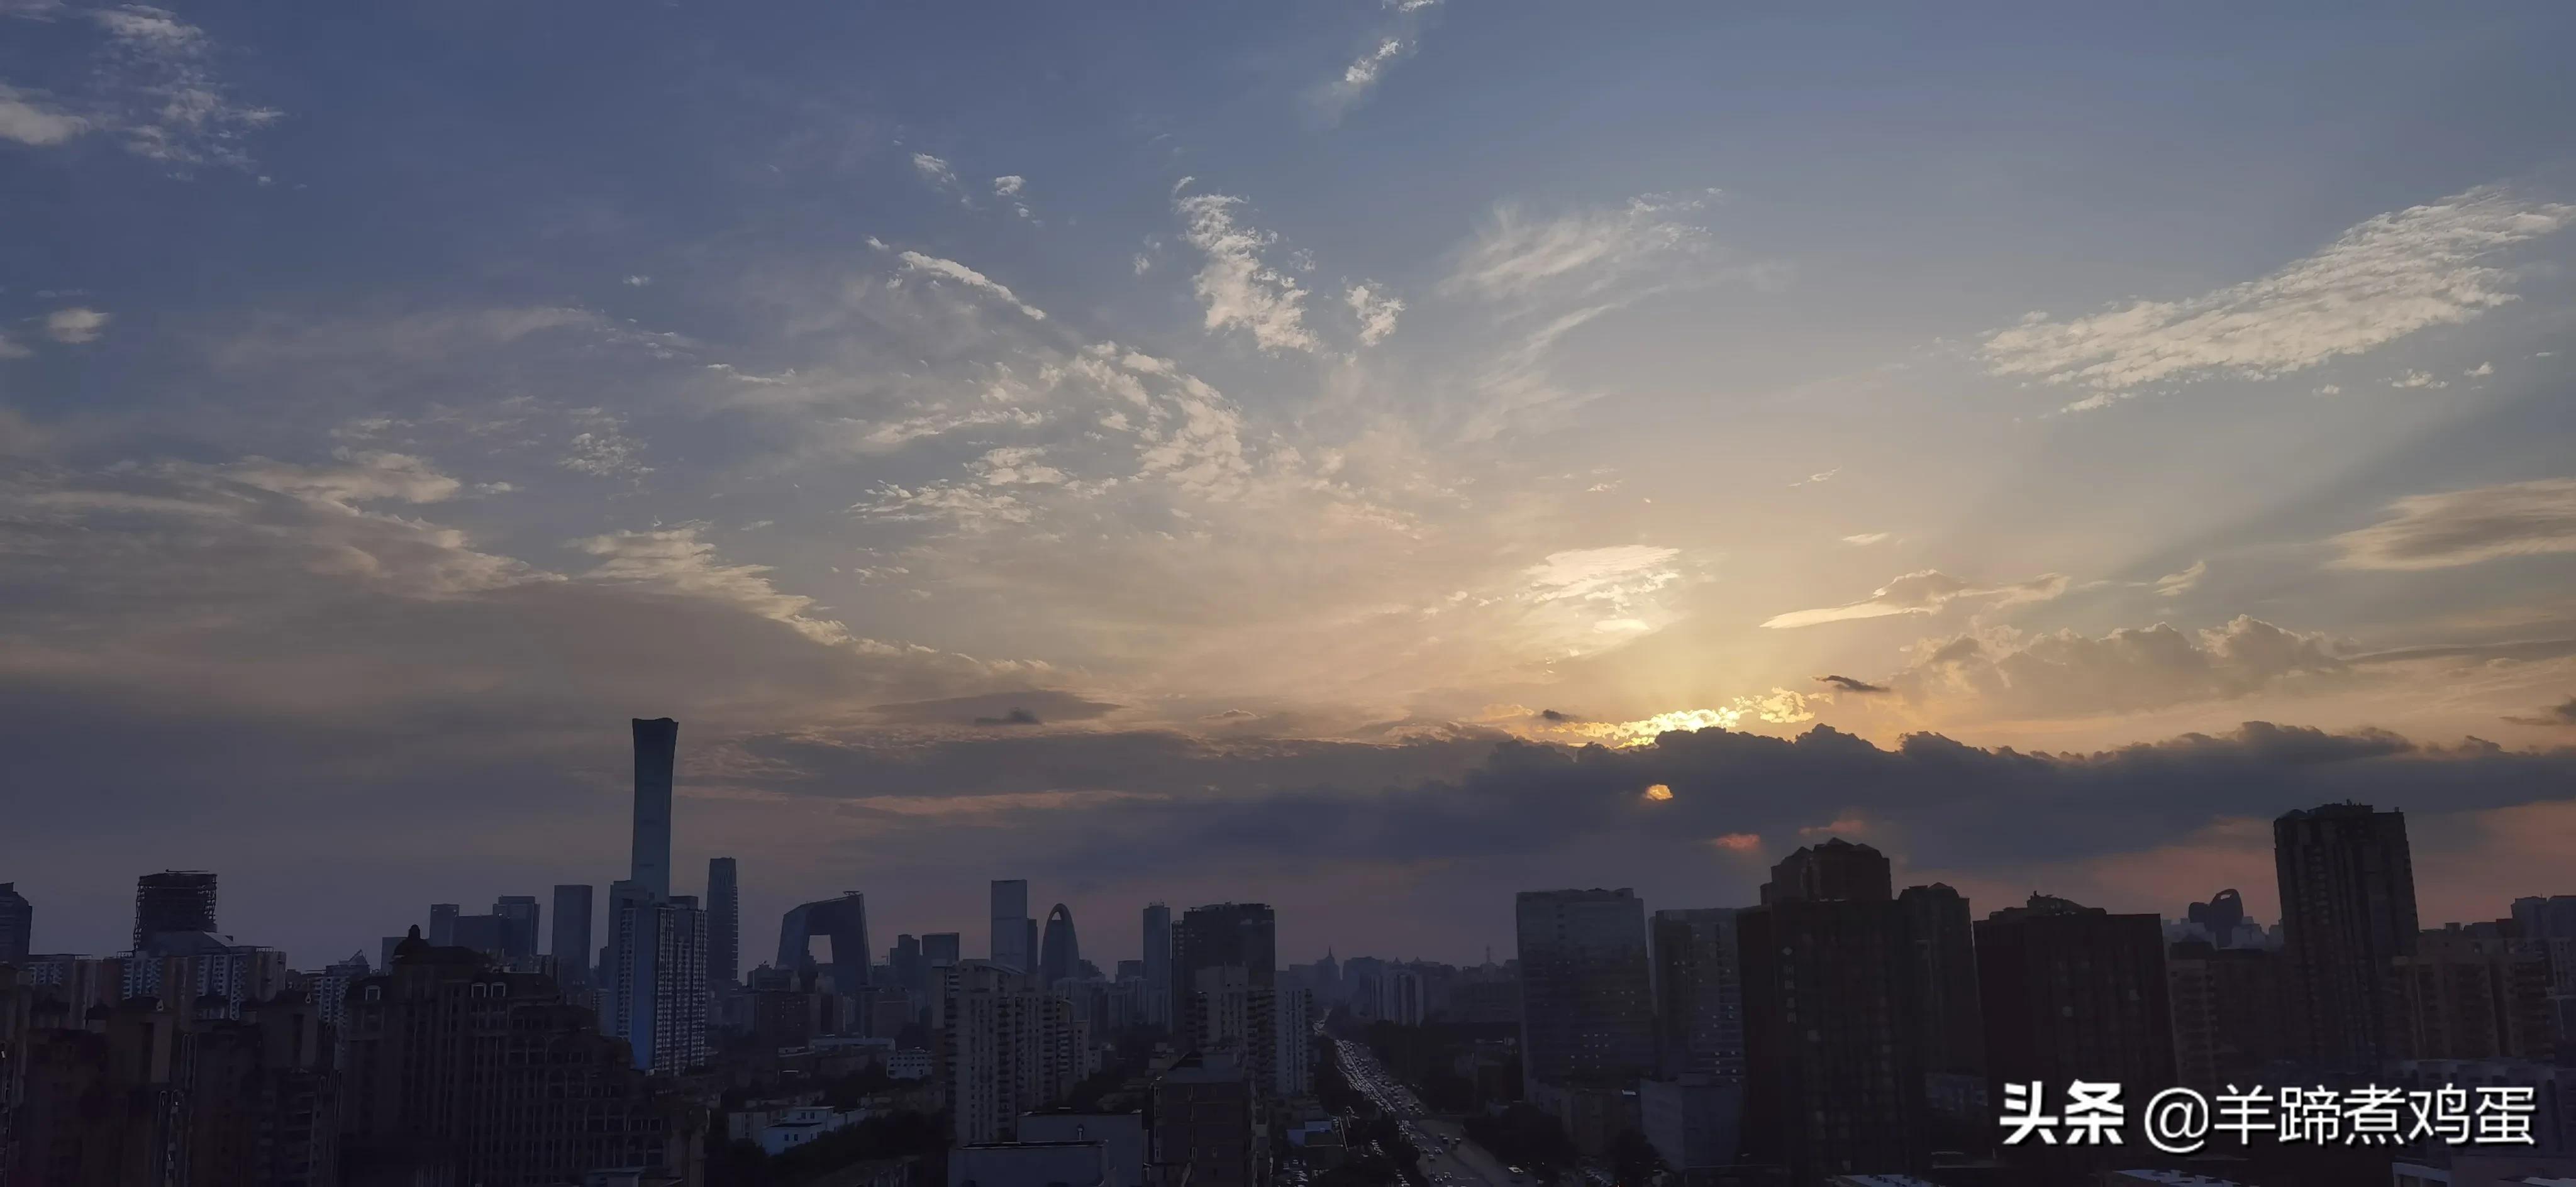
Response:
[5, 1, 2576, 971]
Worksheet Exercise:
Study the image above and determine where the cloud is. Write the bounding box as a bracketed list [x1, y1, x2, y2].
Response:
[2391, 368, 2446, 390]
[1762, 569, 2067, 629]
[910, 152, 960, 193]
[1311, 1, 1440, 121]
[1444, 194, 1716, 303]
[0, 84, 90, 145]
[571, 524, 863, 648]
[558, 409, 651, 479]
[993, 175, 1023, 197]
[624, 275, 652, 287]
[43, 306, 110, 344]
[2329, 478, 2576, 571]
[1174, 191, 1317, 352]
[1889, 616, 2347, 719]
[87, 4, 282, 168]
[0, 333, 31, 360]
[1345, 282, 1404, 346]
[1841, 532, 1892, 546]
[975, 707, 1042, 727]
[1816, 674, 1887, 694]
[2466, 362, 2494, 377]
[2503, 697, 2576, 728]
[1981, 185, 2575, 409]
[896, 250, 1047, 321]
[1522, 545, 1681, 609]
[2153, 560, 2206, 597]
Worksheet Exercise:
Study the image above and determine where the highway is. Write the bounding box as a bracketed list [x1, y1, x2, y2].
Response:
[1328, 1036, 1532, 1187]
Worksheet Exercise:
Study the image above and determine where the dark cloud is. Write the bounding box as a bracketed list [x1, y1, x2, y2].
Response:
[2504, 696, 2576, 727]
[975, 707, 1043, 727]
[2329, 478, 2576, 571]
[1538, 708, 1583, 722]
[1814, 675, 1887, 693]
[871, 690, 1121, 727]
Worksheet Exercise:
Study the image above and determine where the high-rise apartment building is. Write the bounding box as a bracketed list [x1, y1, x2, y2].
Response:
[1975, 894, 2175, 1169]
[2167, 940, 2295, 1096]
[941, 960, 1086, 1144]
[2274, 802, 2418, 1071]
[706, 857, 740, 986]
[1153, 1049, 1258, 1187]
[991, 880, 1032, 973]
[132, 870, 218, 950]
[1758, 839, 1890, 905]
[2390, 929, 2558, 1061]
[609, 893, 708, 1075]
[1514, 888, 1657, 1096]
[630, 718, 677, 900]
[552, 883, 594, 991]
[1896, 883, 1984, 1078]
[1274, 985, 1314, 1097]
[1650, 907, 1745, 1081]
[0, 882, 30, 966]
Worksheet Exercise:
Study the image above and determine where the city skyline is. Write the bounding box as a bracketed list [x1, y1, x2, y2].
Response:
[6, 1, 2576, 971]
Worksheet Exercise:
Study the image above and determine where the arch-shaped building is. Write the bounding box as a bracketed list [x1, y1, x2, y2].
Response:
[776, 892, 872, 993]
[1038, 903, 1079, 986]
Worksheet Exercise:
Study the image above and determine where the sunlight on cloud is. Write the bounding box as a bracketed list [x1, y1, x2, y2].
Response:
[2329, 478, 2576, 571]
[1175, 190, 1318, 352]
[1762, 569, 2066, 629]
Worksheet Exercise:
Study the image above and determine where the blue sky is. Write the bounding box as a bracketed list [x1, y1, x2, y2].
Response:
[5, 1, 2575, 967]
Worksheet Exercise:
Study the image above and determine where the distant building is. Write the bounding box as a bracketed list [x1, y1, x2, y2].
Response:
[1153, 1049, 1258, 1187]
[1515, 888, 1658, 1098]
[777, 892, 873, 994]
[611, 893, 708, 1075]
[924, 932, 962, 969]
[124, 930, 289, 1022]
[1041, 903, 1081, 987]
[630, 717, 678, 900]
[707, 858, 740, 988]
[2392, 929, 2558, 1061]
[2167, 939, 2294, 1096]
[1018, 1111, 1148, 1187]
[1650, 907, 1745, 1081]
[1977, 894, 2175, 1174]
[1274, 986, 1314, 1097]
[553, 883, 596, 991]
[2275, 802, 2418, 1071]
[1896, 885, 1982, 1079]
[494, 895, 542, 965]
[1759, 839, 1890, 906]
[133, 870, 218, 951]
[1141, 903, 1173, 1029]
[1377, 966, 1424, 1025]
[429, 902, 459, 946]
[992, 880, 1033, 973]
[943, 960, 1087, 1145]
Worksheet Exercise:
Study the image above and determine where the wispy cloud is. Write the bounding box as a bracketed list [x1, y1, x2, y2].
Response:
[1983, 185, 2575, 411]
[1175, 190, 1317, 352]
[1345, 282, 1404, 346]
[895, 250, 1048, 321]
[2329, 478, 2576, 571]
[2153, 559, 2206, 597]
[1311, 0, 1441, 123]
[0, 84, 90, 145]
[1445, 194, 1718, 303]
[43, 306, 109, 344]
[1762, 569, 2067, 629]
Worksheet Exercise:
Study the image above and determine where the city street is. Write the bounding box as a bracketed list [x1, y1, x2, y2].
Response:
[1328, 1037, 1530, 1187]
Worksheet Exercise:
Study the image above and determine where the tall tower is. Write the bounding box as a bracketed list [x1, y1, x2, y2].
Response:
[552, 883, 595, 991]
[990, 879, 1031, 972]
[707, 857, 740, 986]
[2275, 802, 2418, 1071]
[1039, 903, 1080, 986]
[630, 718, 677, 900]
[133, 870, 219, 949]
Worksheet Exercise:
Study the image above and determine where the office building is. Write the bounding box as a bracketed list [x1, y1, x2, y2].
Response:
[924, 931, 962, 969]
[708, 857, 740, 987]
[631, 717, 678, 900]
[992, 880, 1033, 973]
[428, 902, 459, 946]
[1976, 894, 2175, 1169]
[133, 870, 218, 950]
[1142, 902, 1173, 1029]
[1650, 907, 1745, 1081]
[492, 895, 541, 964]
[1174, 902, 1276, 1009]
[0, 882, 29, 966]
[1515, 888, 1657, 1095]
[1040, 903, 1080, 986]
[451, 912, 506, 959]
[777, 892, 873, 993]
[2274, 802, 2418, 1070]
[893, 932, 925, 998]
[552, 883, 594, 991]
[1737, 846, 1927, 1184]
[1896, 884, 1984, 1078]
[340, 929, 696, 1184]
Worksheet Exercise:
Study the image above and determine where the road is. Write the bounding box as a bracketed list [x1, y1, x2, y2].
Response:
[1327, 1037, 1529, 1187]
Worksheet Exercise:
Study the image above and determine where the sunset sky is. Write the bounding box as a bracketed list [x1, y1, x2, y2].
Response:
[6, 1, 2575, 969]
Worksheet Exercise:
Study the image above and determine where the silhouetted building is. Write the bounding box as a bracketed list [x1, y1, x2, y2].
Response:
[2190, 888, 2248, 944]
[11, 995, 199, 1185]
[2391, 929, 2557, 1060]
[943, 961, 1086, 1145]
[1897, 883, 1984, 1078]
[133, 870, 218, 950]
[340, 929, 697, 1185]
[631, 717, 678, 900]
[992, 880, 1033, 973]
[1174, 903, 1277, 1015]
[492, 895, 541, 965]
[707, 857, 740, 988]
[1153, 1048, 1257, 1187]
[0, 883, 29, 967]
[924, 932, 962, 970]
[1760, 839, 1891, 906]
[1274, 985, 1314, 1096]
[428, 902, 458, 946]
[777, 892, 873, 994]
[2275, 802, 2418, 1071]
[185, 993, 341, 1187]
[1142, 902, 1174, 1029]
[1977, 894, 2175, 1172]
[552, 883, 594, 992]
[1738, 885, 1926, 1185]
[1650, 907, 1745, 1081]
[893, 932, 926, 999]
[2168, 939, 2295, 1096]
[450, 912, 506, 960]
[611, 893, 708, 1074]
[1040, 903, 1080, 987]
[1638, 1074, 1743, 1177]
[1516, 888, 1657, 1098]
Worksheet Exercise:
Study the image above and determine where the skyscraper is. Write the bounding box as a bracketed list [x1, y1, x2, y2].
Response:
[611, 890, 708, 1074]
[552, 883, 594, 991]
[429, 902, 460, 946]
[775, 892, 872, 993]
[2274, 802, 2418, 1070]
[133, 870, 218, 950]
[1040, 903, 1080, 986]
[991, 879, 1031, 972]
[1758, 837, 1892, 905]
[1649, 907, 1744, 1081]
[1142, 902, 1174, 1029]
[923, 931, 961, 969]
[1515, 888, 1657, 1096]
[630, 717, 677, 900]
[707, 857, 740, 986]
[0, 882, 30, 966]
[1897, 883, 1984, 1078]
[494, 895, 541, 964]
